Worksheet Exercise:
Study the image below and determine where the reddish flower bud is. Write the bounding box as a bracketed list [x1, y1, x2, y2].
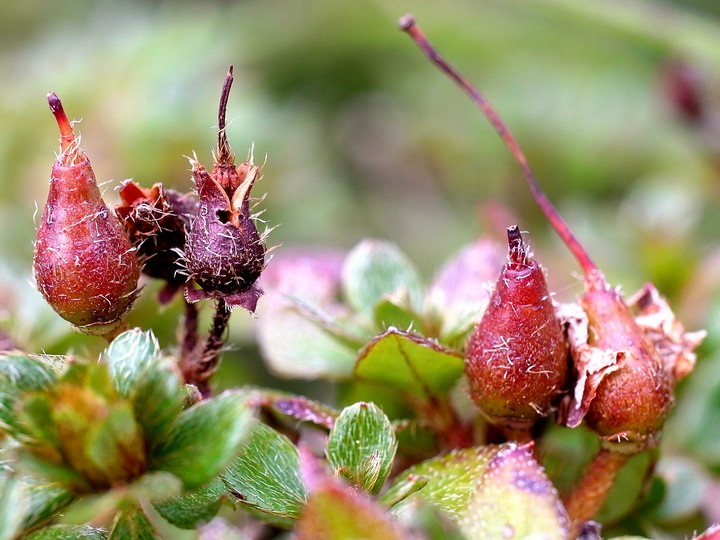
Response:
[116, 180, 197, 303]
[184, 67, 266, 312]
[578, 282, 672, 446]
[465, 226, 568, 433]
[33, 93, 139, 336]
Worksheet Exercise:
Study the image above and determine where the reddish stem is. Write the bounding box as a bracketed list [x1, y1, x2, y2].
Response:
[563, 448, 629, 538]
[399, 15, 597, 280]
[217, 65, 234, 164]
[47, 92, 75, 154]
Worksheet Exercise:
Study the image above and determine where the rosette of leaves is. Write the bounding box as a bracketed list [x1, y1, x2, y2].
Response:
[0, 329, 253, 538]
[255, 239, 504, 447]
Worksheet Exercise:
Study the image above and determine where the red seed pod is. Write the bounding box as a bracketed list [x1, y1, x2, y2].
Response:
[400, 16, 703, 450]
[465, 226, 567, 432]
[34, 93, 140, 336]
[184, 67, 266, 312]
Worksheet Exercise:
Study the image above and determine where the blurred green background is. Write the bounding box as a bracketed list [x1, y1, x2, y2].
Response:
[3, 0, 720, 536]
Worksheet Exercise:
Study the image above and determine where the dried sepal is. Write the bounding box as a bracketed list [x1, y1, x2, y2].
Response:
[628, 283, 706, 382]
[116, 180, 197, 304]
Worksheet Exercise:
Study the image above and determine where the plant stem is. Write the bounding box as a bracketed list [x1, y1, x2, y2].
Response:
[563, 447, 629, 538]
[180, 299, 199, 363]
[178, 299, 231, 397]
[195, 299, 232, 397]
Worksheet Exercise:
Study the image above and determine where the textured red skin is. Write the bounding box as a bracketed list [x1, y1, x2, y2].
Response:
[34, 159, 139, 328]
[581, 288, 672, 442]
[465, 254, 567, 427]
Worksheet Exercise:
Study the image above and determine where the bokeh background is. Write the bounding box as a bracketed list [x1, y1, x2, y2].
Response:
[3, 0, 720, 536]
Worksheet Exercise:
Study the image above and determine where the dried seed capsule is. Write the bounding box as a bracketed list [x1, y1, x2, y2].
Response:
[34, 93, 139, 336]
[116, 180, 197, 303]
[465, 226, 567, 434]
[184, 67, 266, 312]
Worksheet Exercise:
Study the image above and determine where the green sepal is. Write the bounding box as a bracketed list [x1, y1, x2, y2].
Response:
[21, 481, 75, 531]
[130, 359, 184, 453]
[0, 471, 27, 540]
[0, 353, 60, 441]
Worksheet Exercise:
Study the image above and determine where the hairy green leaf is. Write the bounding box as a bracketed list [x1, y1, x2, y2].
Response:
[103, 329, 160, 397]
[154, 477, 225, 529]
[151, 391, 252, 488]
[222, 421, 305, 527]
[354, 329, 463, 399]
[24, 525, 107, 540]
[326, 402, 396, 494]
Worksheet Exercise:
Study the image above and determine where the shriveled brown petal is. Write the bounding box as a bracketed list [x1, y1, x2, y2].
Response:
[628, 283, 706, 382]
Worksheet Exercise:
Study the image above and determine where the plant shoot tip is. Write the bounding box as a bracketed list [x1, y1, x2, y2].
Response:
[398, 14, 416, 31]
[47, 92, 62, 113]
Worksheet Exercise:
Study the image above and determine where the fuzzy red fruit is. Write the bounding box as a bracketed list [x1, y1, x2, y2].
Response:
[465, 226, 567, 432]
[34, 93, 139, 335]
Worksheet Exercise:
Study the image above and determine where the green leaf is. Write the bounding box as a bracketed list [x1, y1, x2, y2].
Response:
[0, 472, 27, 540]
[296, 476, 406, 540]
[595, 451, 651, 525]
[425, 239, 501, 346]
[373, 297, 421, 333]
[256, 301, 358, 380]
[131, 359, 184, 452]
[151, 391, 253, 488]
[459, 444, 568, 539]
[222, 421, 306, 527]
[154, 477, 225, 529]
[644, 455, 707, 524]
[354, 329, 464, 399]
[22, 481, 75, 531]
[0, 353, 59, 390]
[103, 329, 160, 397]
[341, 240, 424, 322]
[108, 505, 159, 540]
[326, 402, 397, 494]
[25, 525, 107, 540]
[383, 446, 500, 520]
[0, 354, 59, 440]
